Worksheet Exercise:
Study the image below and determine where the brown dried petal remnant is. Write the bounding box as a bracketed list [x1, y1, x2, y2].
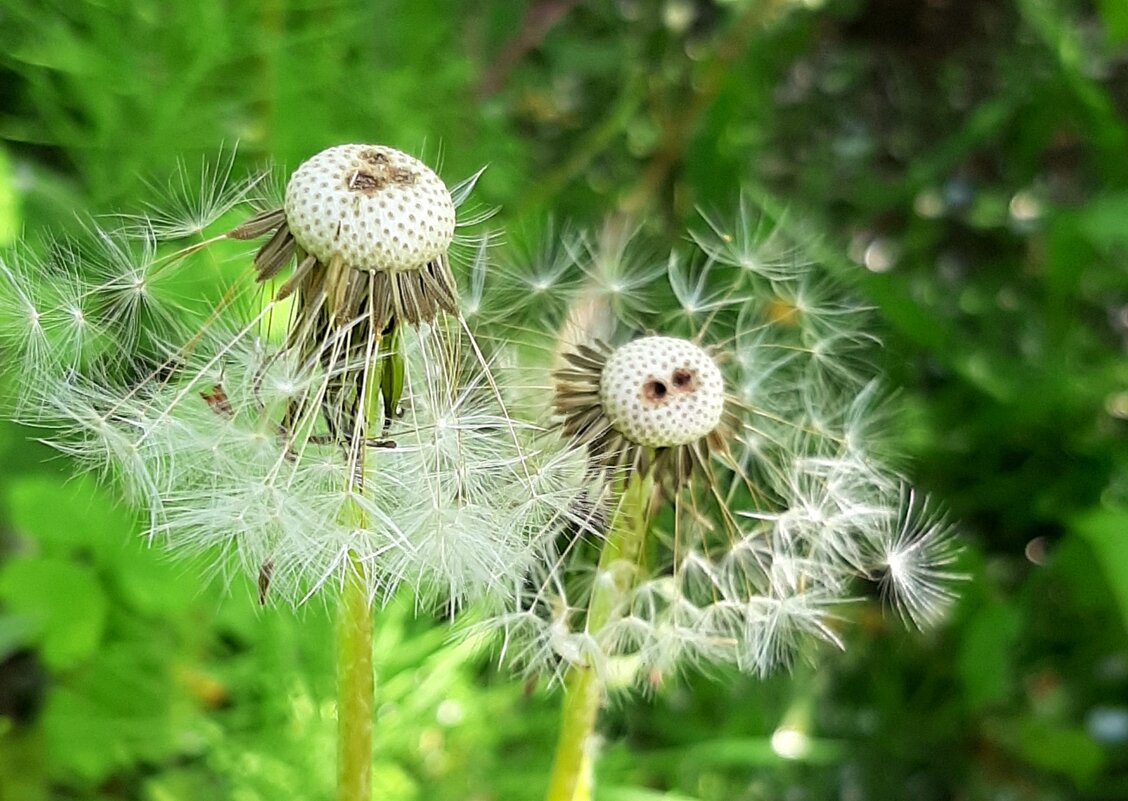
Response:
[640, 367, 700, 408]
[200, 383, 233, 418]
[345, 147, 419, 193]
[554, 337, 734, 486]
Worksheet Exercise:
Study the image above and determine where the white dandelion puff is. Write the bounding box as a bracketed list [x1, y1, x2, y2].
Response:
[479, 209, 962, 692]
[0, 144, 583, 610]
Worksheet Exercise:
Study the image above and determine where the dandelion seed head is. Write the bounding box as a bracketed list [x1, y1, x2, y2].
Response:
[0, 147, 592, 611]
[485, 201, 963, 689]
[599, 336, 725, 449]
[283, 144, 455, 272]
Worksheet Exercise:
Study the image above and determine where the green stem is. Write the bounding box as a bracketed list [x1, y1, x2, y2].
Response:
[544, 470, 654, 801]
[545, 659, 602, 801]
[335, 338, 396, 801]
[336, 554, 374, 801]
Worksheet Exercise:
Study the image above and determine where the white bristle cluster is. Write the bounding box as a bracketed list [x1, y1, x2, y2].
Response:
[284, 144, 455, 271]
[0, 158, 963, 690]
[599, 336, 724, 448]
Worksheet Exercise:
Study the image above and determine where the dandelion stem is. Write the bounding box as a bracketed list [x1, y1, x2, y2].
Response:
[545, 656, 602, 801]
[335, 336, 395, 801]
[544, 470, 654, 801]
[336, 552, 374, 801]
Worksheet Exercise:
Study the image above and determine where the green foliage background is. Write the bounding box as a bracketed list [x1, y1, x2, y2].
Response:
[1, 1, 1126, 799]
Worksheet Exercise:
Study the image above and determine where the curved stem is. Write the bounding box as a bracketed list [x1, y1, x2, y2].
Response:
[544, 470, 654, 801]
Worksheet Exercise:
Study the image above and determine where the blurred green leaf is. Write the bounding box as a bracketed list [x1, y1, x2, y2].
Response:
[958, 600, 1021, 710]
[40, 640, 208, 786]
[1012, 719, 1104, 787]
[108, 546, 202, 618]
[0, 612, 39, 661]
[0, 557, 106, 669]
[0, 726, 48, 801]
[0, 146, 17, 246]
[7, 475, 137, 558]
[141, 769, 224, 801]
[1066, 193, 1128, 249]
[599, 787, 703, 801]
[1096, 0, 1128, 43]
[1073, 508, 1128, 630]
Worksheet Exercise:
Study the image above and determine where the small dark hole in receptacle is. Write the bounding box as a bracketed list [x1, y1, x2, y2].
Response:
[672, 368, 696, 391]
[643, 380, 668, 402]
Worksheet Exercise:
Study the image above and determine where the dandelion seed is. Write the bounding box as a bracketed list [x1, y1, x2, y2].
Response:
[691, 193, 796, 281]
[663, 253, 749, 333]
[478, 219, 583, 330]
[571, 221, 667, 327]
[120, 146, 266, 240]
[867, 488, 964, 630]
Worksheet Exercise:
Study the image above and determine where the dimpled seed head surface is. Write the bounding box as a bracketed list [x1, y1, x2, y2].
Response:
[599, 336, 725, 448]
[284, 144, 456, 271]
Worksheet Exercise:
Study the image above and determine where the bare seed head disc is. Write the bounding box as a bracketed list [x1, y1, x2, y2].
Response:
[284, 144, 455, 271]
[599, 336, 724, 448]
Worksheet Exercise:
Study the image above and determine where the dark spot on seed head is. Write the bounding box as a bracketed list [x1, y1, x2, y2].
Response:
[642, 379, 668, 407]
[671, 367, 698, 392]
[348, 170, 383, 192]
[346, 154, 418, 194]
